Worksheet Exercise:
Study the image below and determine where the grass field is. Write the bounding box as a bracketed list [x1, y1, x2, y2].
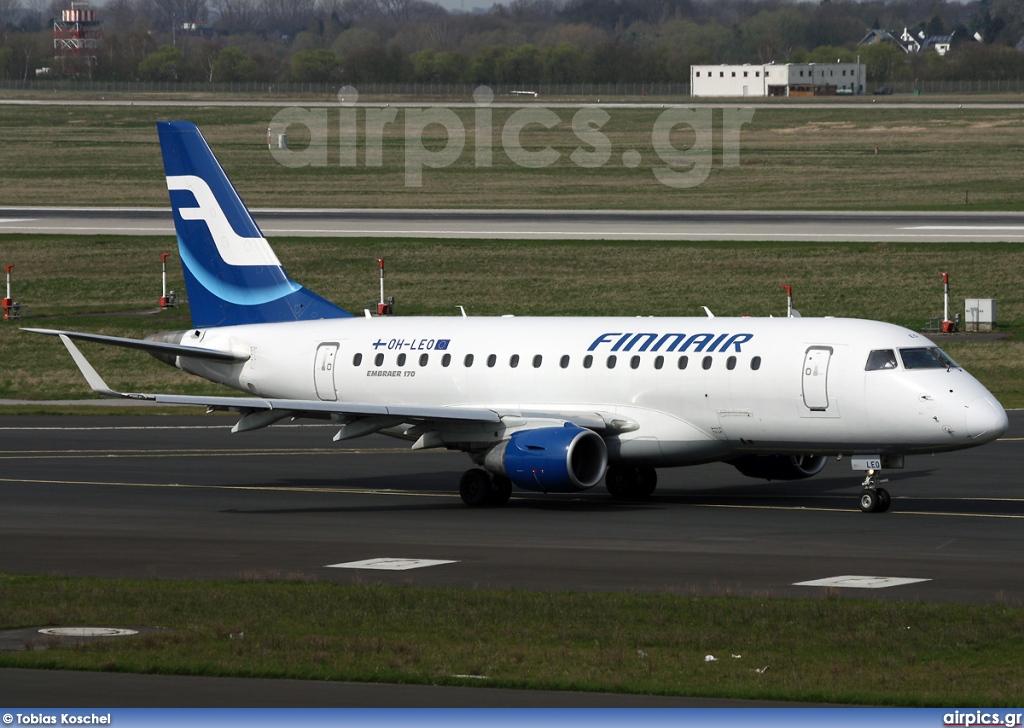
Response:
[2, 104, 1023, 210]
[2, 574, 1023, 705]
[0, 235, 1021, 406]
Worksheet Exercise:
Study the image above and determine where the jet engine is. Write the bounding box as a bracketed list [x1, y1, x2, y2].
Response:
[728, 454, 828, 481]
[484, 424, 608, 493]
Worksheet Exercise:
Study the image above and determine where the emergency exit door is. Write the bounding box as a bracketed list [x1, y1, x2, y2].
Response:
[801, 346, 832, 411]
[314, 343, 339, 401]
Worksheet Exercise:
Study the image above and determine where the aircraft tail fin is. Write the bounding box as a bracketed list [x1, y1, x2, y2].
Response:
[156, 121, 352, 328]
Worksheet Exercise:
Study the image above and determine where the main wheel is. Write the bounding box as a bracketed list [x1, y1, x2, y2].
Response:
[490, 476, 513, 507]
[605, 465, 636, 500]
[459, 468, 493, 507]
[635, 466, 658, 499]
[875, 487, 891, 513]
[859, 489, 879, 513]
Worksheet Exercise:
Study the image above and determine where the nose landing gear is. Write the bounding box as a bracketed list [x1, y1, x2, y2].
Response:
[858, 469, 891, 513]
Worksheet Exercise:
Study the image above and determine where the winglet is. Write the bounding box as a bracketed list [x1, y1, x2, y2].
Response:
[56, 334, 154, 401]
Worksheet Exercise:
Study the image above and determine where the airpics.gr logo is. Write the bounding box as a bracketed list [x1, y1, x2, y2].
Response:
[943, 711, 1024, 727]
[268, 86, 754, 189]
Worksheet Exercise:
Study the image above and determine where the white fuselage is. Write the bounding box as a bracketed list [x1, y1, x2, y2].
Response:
[172, 315, 1008, 465]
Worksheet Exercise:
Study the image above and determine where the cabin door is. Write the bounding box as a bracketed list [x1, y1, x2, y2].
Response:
[313, 343, 339, 401]
[801, 346, 833, 411]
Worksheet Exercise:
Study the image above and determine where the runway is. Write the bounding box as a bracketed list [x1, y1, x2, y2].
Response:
[2, 412, 1023, 605]
[4, 207, 1024, 242]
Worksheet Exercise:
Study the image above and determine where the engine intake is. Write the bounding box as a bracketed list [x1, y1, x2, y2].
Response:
[728, 454, 828, 481]
[484, 424, 608, 493]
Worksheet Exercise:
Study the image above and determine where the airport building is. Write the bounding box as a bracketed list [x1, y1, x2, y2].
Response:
[690, 62, 866, 97]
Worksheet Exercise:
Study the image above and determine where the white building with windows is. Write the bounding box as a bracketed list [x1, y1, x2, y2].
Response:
[691, 63, 866, 97]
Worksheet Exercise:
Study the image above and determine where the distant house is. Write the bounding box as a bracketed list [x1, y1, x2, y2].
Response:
[859, 28, 902, 48]
[858, 27, 957, 56]
[921, 33, 955, 56]
[898, 28, 922, 53]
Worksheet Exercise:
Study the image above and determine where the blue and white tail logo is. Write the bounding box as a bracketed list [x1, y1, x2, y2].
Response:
[157, 121, 351, 328]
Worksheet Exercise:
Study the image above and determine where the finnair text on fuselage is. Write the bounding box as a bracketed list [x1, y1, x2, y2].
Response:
[587, 332, 754, 353]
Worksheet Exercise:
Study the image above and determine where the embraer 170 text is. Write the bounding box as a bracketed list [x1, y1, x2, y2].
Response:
[27, 121, 1009, 513]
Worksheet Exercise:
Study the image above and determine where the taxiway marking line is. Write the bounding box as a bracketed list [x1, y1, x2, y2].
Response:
[4, 477, 1023, 518]
[5, 224, 1024, 240]
[0, 424, 336, 431]
[0, 476, 456, 498]
[0, 447, 423, 459]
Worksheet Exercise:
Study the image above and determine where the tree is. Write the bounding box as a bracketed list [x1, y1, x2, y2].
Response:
[540, 42, 584, 83]
[211, 45, 258, 81]
[859, 42, 905, 85]
[290, 47, 340, 81]
[139, 44, 190, 80]
[210, 0, 259, 33]
[0, 0, 23, 42]
[495, 43, 541, 84]
[147, 0, 208, 32]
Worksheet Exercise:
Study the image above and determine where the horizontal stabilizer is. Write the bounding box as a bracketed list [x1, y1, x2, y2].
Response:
[23, 328, 249, 363]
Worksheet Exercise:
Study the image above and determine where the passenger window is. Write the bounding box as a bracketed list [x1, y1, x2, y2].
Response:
[419, 353, 429, 366]
[487, 354, 496, 368]
[702, 356, 712, 370]
[607, 355, 617, 369]
[464, 354, 474, 367]
[374, 353, 384, 366]
[630, 355, 640, 370]
[509, 354, 519, 368]
[865, 349, 898, 371]
[353, 353, 362, 366]
[560, 355, 570, 369]
[726, 356, 736, 370]
[533, 355, 543, 368]
[900, 347, 959, 370]
[441, 353, 451, 367]
[654, 355, 664, 370]
[678, 355, 688, 370]
[583, 354, 593, 369]
[751, 356, 761, 371]
[397, 353, 406, 367]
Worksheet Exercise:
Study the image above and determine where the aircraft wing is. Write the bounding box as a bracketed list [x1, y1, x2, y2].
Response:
[41, 330, 635, 440]
[23, 328, 250, 363]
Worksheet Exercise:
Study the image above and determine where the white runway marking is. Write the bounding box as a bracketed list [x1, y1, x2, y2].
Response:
[38, 627, 138, 637]
[902, 225, 1024, 231]
[793, 575, 931, 589]
[326, 558, 458, 571]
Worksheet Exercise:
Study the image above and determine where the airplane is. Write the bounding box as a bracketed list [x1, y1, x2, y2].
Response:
[26, 120, 1009, 513]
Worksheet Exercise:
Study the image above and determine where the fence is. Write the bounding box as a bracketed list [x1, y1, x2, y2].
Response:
[3, 78, 1023, 97]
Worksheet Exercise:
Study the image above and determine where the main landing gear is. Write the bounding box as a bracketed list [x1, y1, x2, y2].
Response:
[858, 469, 891, 513]
[459, 468, 512, 508]
[605, 465, 658, 500]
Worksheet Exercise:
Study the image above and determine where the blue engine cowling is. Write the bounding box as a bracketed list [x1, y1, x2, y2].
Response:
[484, 424, 608, 493]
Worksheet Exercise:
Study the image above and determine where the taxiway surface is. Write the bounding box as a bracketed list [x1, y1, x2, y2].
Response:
[2, 413, 1022, 605]
[4, 207, 1024, 242]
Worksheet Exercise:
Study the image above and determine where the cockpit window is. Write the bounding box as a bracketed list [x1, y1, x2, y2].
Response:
[900, 347, 959, 370]
[865, 349, 898, 371]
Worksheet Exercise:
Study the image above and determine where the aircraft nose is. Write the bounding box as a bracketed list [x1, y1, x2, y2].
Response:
[966, 397, 1009, 442]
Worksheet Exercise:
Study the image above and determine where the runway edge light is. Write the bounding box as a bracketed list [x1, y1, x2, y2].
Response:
[160, 253, 176, 309]
[376, 258, 393, 316]
[940, 272, 955, 333]
[3, 263, 19, 320]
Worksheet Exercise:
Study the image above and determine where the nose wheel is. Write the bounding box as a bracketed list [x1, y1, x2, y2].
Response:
[858, 469, 891, 513]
